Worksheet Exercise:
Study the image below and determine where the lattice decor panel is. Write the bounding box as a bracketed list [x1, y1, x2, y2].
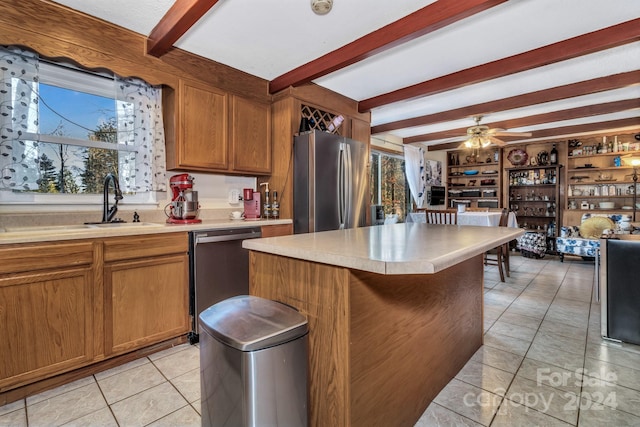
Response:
[300, 104, 343, 135]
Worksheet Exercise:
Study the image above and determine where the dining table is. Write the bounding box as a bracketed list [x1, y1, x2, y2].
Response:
[457, 211, 519, 228]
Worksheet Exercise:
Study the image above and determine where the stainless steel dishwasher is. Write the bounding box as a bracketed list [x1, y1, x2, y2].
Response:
[188, 226, 262, 343]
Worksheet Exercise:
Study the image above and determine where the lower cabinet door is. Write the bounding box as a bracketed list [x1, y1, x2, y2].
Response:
[0, 268, 95, 390]
[104, 254, 189, 355]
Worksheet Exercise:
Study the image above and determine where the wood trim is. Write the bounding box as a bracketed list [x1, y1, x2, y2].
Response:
[147, 0, 221, 57]
[405, 98, 640, 144]
[272, 83, 365, 121]
[372, 71, 640, 134]
[268, 0, 507, 93]
[359, 18, 640, 112]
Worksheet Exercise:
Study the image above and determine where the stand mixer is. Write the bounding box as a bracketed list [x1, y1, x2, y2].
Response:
[165, 174, 202, 224]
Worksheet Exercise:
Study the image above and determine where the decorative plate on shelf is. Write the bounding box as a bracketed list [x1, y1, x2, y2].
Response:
[463, 170, 479, 175]
[507, 149, 528, 166]
[536, 151, 549, 166]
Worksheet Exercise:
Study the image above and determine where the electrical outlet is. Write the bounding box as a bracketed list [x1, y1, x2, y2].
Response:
[228, 189, 240, 204]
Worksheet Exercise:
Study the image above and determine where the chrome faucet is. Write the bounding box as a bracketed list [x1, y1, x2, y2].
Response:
[102, 173, 123, 223]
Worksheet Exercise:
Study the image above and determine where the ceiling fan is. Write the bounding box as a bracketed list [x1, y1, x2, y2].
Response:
[460, 116, 532, 149]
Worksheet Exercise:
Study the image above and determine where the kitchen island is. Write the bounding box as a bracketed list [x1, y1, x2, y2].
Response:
[244, 223, 523, 427]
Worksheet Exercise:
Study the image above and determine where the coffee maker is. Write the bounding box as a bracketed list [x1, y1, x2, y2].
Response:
[165, 174, 201, 224]
[243, 188, 261, 220]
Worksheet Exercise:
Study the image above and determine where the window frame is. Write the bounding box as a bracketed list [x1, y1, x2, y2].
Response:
[0, 59, 157, 207]
[370, 148, 411, 222]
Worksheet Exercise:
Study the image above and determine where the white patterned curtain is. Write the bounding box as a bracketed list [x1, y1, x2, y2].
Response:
[404, 145, 426, 209]
[0, 45, 166, 193]
[115, 77, 167, 192]
[0, 47, 40, 190]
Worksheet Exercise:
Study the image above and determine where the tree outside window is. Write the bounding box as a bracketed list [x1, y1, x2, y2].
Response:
[370, 150, 411, 222]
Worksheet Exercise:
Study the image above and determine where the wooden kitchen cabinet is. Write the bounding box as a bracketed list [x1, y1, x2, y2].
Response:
[231, 95, 271, 174]
[103, 233, 190, 356]
[168, 79, 229, 171]
[0, 241, 96, 391]
[165, 80, 272, 175]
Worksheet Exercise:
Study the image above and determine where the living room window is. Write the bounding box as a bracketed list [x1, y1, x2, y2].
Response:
[0, 46, 167, 205]
[370, 149, 411, 222]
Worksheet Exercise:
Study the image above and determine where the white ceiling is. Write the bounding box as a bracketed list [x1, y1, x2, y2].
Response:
[54, 0, 640, 149]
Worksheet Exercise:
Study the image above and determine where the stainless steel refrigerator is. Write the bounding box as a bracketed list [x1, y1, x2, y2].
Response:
[294, 130, 368, 233]
[599, 238, 640, 345]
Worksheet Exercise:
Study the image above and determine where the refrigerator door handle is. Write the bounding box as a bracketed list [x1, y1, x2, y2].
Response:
[595, 248, 601, 303]
[345, 143, 353, 228]
[338, 143, 346, 229]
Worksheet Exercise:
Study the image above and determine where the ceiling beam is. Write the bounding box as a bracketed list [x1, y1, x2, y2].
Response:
[359, 18, 640, 112]
[404, 98, 640, 144]
[268, 0, 507, 94]
[426, 117, 640, 151]
[371, 71, 640, 134]
[146, 0, 220, 57]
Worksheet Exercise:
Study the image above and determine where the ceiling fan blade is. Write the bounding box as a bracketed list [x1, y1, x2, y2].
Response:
[487, 135, 506, 146]
[491, 130, 533, 137]
[435, 135, 467, 144]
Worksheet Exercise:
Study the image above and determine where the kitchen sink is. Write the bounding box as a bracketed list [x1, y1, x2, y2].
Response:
[3, 224, 95, 232]
[2, 222, 164, 233]
[89, 222, 163, 228]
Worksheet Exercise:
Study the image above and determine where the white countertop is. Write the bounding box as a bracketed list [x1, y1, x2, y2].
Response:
[0, 219, 292, 245]
[243, 223, 523, 275]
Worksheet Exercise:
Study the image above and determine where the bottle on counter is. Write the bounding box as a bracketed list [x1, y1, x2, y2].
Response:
[550, 144, 558, 165]
[272, 191, 279, 219]
[263, 190, 270, 219]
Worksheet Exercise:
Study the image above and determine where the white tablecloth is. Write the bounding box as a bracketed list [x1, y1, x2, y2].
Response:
[458, 211, 518, 228]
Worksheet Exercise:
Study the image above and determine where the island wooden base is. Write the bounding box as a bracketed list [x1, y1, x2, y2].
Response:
[249, 252, 484, 427]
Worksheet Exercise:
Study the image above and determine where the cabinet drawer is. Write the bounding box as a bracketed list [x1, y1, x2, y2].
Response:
[103, 232, 188, 262]
[0, 241, 94, 275]
[261, 223, 293, 238]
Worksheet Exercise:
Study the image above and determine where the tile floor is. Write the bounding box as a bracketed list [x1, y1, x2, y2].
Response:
[2, 254, 640, 426]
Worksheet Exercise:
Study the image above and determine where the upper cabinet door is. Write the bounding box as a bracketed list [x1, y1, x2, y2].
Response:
[179, 80, 229, 170]
[230, 95, 271, 175]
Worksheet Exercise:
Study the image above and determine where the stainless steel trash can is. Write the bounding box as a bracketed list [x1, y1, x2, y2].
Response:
[199, 295, 308, 427]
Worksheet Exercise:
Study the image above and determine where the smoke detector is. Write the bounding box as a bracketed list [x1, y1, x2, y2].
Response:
[311, 0, 333, 15]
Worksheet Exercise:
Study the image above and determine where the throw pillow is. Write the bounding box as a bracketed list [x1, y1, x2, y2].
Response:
[579, 216, 615, 239]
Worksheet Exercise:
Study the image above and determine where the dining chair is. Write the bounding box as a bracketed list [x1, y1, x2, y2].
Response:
[484, 208, 510, 281]
[426, 209, 458, 224]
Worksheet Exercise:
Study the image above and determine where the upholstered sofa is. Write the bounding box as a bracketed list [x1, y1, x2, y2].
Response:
[556, 213, 633, 261]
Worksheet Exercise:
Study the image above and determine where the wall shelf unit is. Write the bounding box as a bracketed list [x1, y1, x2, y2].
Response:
[507, 164, 562, 254]
[446, 148, 502, 209]
[566, 147, 640, 221]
